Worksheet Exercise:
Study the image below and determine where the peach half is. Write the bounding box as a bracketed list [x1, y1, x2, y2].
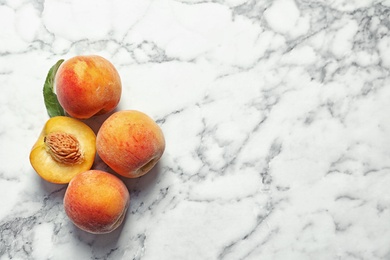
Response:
[96, 110, 165, 178]
[64, 170, 130, 234]
[55, 55, 122, 119]
[29, 116, 96, 184]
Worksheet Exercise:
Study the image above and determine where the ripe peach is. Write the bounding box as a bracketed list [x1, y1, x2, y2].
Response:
[29, 116, 96, 184]
[96, 110, 165, 178]
[63, 170, 130, 234]
[55, 55, 122, 119]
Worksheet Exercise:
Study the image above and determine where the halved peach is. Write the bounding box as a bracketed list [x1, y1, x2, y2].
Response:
[29, 116, 96, 184]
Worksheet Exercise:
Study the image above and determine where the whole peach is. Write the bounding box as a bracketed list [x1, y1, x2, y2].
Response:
[55, 55, 122, 119]
[96, 110, 165, 178]
[64, 170, 130, 234]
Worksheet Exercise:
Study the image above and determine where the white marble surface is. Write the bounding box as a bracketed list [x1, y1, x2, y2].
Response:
[1, 0, 390, 259]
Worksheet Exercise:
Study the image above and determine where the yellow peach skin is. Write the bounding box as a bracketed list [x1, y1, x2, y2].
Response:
[55, 55, 122, 119]
[96, 110, 165, 178]
[29, 116, 96, 184]
[64, 170, 130, 234]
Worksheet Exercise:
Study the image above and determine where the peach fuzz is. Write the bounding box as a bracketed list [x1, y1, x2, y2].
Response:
[29, 116, 96, 184]
[64, 170, 130, 234]
[55, 55, 122, 119]
[96, 110, 165, 178]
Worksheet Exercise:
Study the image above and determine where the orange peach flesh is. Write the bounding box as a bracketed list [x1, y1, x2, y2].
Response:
[96, 110, 165, 178]
[64, 170, 130, 234]
[55, 55, 122, 119]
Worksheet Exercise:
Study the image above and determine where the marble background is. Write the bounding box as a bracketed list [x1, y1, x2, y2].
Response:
[1, 0, 390, 259]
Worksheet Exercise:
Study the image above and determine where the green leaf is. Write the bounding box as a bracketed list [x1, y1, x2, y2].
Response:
[43, 59, 65, 118]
